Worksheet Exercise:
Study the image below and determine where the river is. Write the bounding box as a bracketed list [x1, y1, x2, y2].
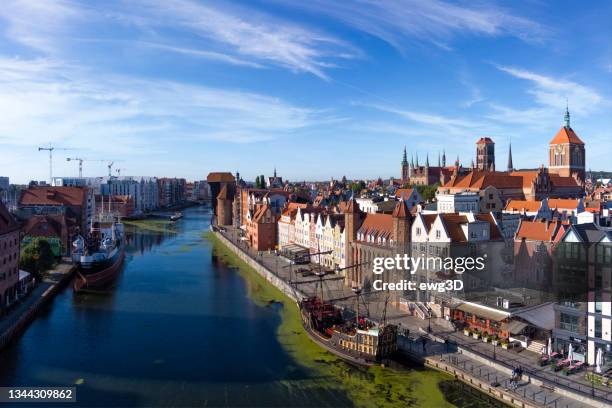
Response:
[0, 206, 499, 407]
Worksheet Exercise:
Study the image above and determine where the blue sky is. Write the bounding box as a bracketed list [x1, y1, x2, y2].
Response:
[0, 0, 611, 184]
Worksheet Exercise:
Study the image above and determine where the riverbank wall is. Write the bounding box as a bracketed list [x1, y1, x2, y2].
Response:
[0, 262, 75, 351]
[212, 230, 306, 303]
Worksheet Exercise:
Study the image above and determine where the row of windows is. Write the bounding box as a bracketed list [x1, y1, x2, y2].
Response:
[0, 266, 19, 281]
[2, 236, 19, 250]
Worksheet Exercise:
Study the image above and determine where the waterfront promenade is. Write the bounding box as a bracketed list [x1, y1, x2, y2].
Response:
[216, 226, 610, 408]
[0, 261, 75, 350]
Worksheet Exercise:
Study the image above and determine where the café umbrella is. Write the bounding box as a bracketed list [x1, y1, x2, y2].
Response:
[596, 348, 603, 374]
[548, 338, 552, 356]
[567, 344, 574, 362]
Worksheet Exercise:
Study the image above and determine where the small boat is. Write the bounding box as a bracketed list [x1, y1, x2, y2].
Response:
[73, 219, 125, 292]
[170, 212, 183, 221]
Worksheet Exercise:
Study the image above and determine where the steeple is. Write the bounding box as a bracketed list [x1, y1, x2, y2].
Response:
[507, 141, 514, 172]
[438, 151, 441, 167]
[442, 149, 446, 167]
[425, 153, 429, 167]
[274, 167, 277, 178]
[564, 101, 571, 129]
[402, 146, 408, 165]
[416, 153, 419, 167]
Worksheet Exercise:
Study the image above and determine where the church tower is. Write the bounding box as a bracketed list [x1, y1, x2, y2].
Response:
[400, 147, 409, 184]
[476, 137, 495, 171]
[507, 142, 514, 172]
[549, 106, 585, 180]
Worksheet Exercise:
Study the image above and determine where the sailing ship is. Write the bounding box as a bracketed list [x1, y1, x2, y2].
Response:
[299, 296, 398, 366]
[72, 197, 125, 292]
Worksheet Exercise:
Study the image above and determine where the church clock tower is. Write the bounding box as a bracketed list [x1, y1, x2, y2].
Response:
[549, 106, 585, 180]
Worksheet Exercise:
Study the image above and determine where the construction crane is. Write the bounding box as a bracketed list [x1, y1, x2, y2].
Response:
[38, 145, 74, 184]
[106, 160, 124, 177]
[66, 158, 109, 178]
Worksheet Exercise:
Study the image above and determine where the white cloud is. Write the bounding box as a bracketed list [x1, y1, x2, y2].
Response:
[495, 65, 603, 114]
[0, 57, 326, 155]
[278, 0, 547, 51]
[0, 0, 359, 79]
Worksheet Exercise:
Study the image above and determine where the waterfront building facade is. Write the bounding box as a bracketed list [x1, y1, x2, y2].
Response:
[0, 200, 20, 311]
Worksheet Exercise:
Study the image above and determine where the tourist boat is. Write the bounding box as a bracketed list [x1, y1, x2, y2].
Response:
[299, 296, 398, 366]
[72, 218, 125, 292]
[170, 212, 183, 221]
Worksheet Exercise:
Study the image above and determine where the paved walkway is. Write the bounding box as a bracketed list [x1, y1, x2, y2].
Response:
[219, 227, 611, 407]
[0, 261, 74, 338]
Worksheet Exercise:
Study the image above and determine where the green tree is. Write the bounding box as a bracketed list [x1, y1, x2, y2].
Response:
[350, 180, 366, 194]
[415, 183, 439, 202]
[255, 175, 260, 188]
[20, 237, 56, 280]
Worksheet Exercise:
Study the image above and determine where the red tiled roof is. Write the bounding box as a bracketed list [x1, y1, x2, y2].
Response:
[515, 220, 560, 241]
[548, 198, 580, 210]
[505, 199, 542, 212]
[22, 215, 67, 238]
[395, 188, 415, 199]
[392, 200, 410, 218]
[358, 213, 393, 238]
[0, 200, 19, 235]
[207, 172, 235, 183]
[19, 186, 87, 207]
[439, 214, 468, 242]
[550, 127, 584, 145]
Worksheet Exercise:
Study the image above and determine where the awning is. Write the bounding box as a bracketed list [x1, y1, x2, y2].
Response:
[456, 303, 509, 322]
[501, 320, 528, 335]
[18, 270, 31, 281]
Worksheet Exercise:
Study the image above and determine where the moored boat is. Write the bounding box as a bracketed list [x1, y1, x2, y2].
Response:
[72, 219, 125, 292]
[170, 212, 183, 221]
[299, 296, 398, 366]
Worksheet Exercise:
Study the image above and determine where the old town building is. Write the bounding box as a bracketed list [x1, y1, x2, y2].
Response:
[216, 185, 233, 226]
[245, 204, 277, 251]
[0, 200, 20, 311]
[18, 186, 94, 235]
[549, 107, 585, 181]
[476, 137, 495, 171]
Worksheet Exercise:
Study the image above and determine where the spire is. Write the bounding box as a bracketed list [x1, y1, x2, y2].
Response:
[438, 151, 441, 167]
[471, 159, 474, 169]
[410, 154, 414, 168]
[442, 149, 446, 167]
[402, 146, 408, 165]
[507, 141, 514, 172]
[274, 167, 277, 178]
[564, 100, 571, 128]
[416, 153, 419, 167]
[425, 153, 429, 167]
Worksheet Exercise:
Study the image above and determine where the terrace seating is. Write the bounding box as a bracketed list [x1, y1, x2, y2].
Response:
[553, 359, 571, 372]
[564, 361, 585, 375]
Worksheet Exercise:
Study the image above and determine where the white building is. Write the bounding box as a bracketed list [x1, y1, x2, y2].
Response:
[436, 192, 480, 213]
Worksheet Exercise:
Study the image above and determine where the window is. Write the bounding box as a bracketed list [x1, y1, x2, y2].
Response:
[416, 227, 421, 236]
[435, 230, 441, 239]
[559, 313, 580, 333]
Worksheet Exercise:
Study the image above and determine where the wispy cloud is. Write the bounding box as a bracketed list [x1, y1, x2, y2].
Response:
[126, 0, 359, 79]
[488, 65, 606, 128]
[0, 57, 327, 153]
[0, 0, 360, 79]
[495, 65, 603, 114]
[278, 0, 547, 51]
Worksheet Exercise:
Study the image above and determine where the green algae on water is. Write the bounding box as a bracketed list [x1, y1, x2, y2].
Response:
[205, 232, 463, 408]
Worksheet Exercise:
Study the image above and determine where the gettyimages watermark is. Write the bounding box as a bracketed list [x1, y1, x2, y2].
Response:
[371, 254, 487, 293]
